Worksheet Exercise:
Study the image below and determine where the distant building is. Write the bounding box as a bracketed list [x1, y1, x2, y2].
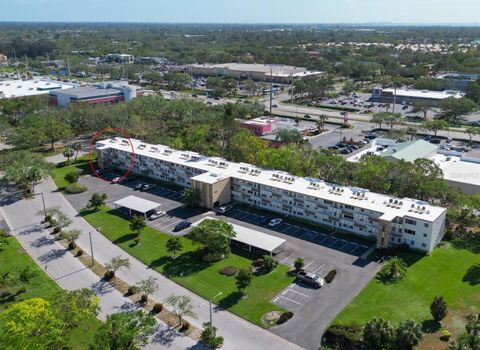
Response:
[49, 81, 143, 107]
[186, 63, 324, 83]
[371, 87, 464, 106]
[0, 53, 7, 63]
[435, 73, 480, 91]
[433, 152, 480, 195]
[241, 117, 275, 135]
[380, 140, 439, 162]
[137, 57, 169, 65]
[106, 54, 135, 64]
[0, 79, 78, 99]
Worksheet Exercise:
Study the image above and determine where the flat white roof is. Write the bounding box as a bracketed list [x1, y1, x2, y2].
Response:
[194, 217, 286, 253]
[0, 79, 78, 99]
[382, 88, 464, 100]
[97, 138, 446, 222]
[113, 195, 161, 213]
[190, 63, 323, 78]
[433, 154, 480, 187]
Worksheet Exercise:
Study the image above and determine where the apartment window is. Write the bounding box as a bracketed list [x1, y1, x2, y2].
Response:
[344, 205, 354, 210]
[405, 219, 417, 225]
[423, 233, 427, 238]
[410, 240, 415, 246]
[424, 223, 429, 228]
[422, 243, 427, 248]
[405, 229, 416, 235]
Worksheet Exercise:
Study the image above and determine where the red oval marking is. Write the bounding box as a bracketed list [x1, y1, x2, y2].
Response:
[87, 127, 135, 182]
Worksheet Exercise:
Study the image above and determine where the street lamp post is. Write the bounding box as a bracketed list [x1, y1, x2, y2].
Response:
[209, 291, 223, 335]
[89, 232, 94, 266]
[39, 192, 46, 216]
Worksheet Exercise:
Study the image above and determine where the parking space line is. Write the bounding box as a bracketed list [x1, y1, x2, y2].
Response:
[328, 238, 338, 247]
[281, 253, 294, 263]
[339, 242, 349, 250]
[317, 235, 329, 244]
[277, 295, 301, 306]
[279, 224, 291, 232]
[309, 233, 319, 241]
[289, 227, 302, 235]
[351, 245, 360, 253]
[313, 264, 325, 273]
[285, 289, 309, 298]
[157, 220, 180, 231]
[303, 260, 316, 269]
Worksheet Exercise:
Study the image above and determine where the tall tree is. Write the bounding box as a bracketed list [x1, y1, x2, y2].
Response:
[42, 113, 72, 150]
[136, 277, 159, 302]
[166, 237, 183, 259]
[90, 310, 156, 350]
[395, 319, 423, 350]
[189, 219, 236, 262]
[440, 97, 476, 124]
[129, 215, 146, 239]
[235, 268, 253, 295]
[181, 187, 200, 208]
[165, 294, 197, 325]
[86, 193, 107, 211]
[422, 119, 448, 136]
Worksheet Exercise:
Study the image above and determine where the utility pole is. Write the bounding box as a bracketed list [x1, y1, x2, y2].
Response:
[89, 232, 94, 266]
[67, 57, 71, 77]
[269, 68, 273, 115]
[392, 84, 397, 114]
[290, 74, 294, 104]
[40, 192, 46, 216]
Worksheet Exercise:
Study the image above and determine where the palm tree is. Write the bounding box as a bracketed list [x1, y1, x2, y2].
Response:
[63, 148, 75, 165]
[363, 317, 395, 350]
[182, 188, 200, 208]
[395, 319, 423, 350]
[316, 115, 328, 134]
[379, 256, 407, 282]
[71, 142, 82, 162]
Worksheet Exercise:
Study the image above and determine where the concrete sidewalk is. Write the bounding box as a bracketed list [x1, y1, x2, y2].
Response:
[0, 188, 200, 350]
[1, 178, 303, 350]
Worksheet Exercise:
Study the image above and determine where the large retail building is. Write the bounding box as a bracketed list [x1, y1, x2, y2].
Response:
[96, 138, 447, 253]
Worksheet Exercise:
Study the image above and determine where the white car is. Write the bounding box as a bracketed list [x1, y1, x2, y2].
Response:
[148, 210, 166, 221]
[268, 218, 283, 227]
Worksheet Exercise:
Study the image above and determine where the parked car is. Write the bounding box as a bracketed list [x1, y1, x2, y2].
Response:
[134, 183, 144, 190]
[365, 134, 377, 140]
[191, 93, 198, 97]
[148, 210, 166, 221]
[328, 146, 339, 150]
[217, 204, 233, 215]
[272, 104, 278, 108]
[173, 220, 192, 231]
[141, 184, 156, 192]
[348, 145, 359, 150]
[429, 138, 441, 144]
[296, 271, 325, 288]
[111, 176, 126, 184]
[268, 218, 283, 227]
[259, 217, 271, 225]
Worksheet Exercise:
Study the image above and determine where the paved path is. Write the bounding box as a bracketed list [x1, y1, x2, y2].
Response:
[0, 185, 200, 350]
[1, 178, 303, 350]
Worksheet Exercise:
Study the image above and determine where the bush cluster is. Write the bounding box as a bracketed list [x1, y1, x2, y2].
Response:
[65, 183, 87, 194]
[276, 311, 294, 325]
[218, 266, 239, 276]
[325, 269, 337, 284]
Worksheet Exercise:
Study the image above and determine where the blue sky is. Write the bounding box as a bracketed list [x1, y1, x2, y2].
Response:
[1, 0, 478, 24]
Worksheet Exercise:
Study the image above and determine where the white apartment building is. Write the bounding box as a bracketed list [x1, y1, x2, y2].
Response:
[96, 138, 447, 253]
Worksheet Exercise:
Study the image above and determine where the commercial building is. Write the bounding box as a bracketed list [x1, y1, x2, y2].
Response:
[106, 54, 135, 64]
[0, 79, 78, 99]
[96, 138, 447, 253]
[371, 87, 464, 106]
[433, 152, 480, 195]
[49, 81, 143, 106]
[241, 117, 275, 135]
[380, 140, 439, 162]
[186, 63, 324, 83]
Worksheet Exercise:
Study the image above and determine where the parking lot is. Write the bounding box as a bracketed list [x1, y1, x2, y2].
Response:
[71, 172, 379, 350]
[224, 208, 370, 258]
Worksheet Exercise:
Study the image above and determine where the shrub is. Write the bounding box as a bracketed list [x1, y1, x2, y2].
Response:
[104, 270, 114, 280]
[65, 183, 87, 194]
[140, 294, 148, 303]
[440, 329, 451, 341]
[219, 266, 239, 276]
[252, 258, 264, 268]
[68, 242, 76, 250]
[325, 269, 337, 284]
[323, 324, 363, 350]
[133, 237, 141, 246]
[180, 320, 190, 332]
[276, 311, 294, 325]
[76, 249, 83, 257]
[152, 303, 163, 313]
[127, 286, 138, 295]
[53, 227, 61, 234]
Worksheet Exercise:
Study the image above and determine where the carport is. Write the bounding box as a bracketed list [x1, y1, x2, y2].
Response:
[194, 217, 286, 255]
[232, 223, 286, 255]
[113, 195, 161, 219]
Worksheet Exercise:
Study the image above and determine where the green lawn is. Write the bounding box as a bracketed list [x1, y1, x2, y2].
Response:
[50, 155, 95, 191]
[0, 236, 100, 349]
[82, 207, 293, 326]
[334, 245, 480, 326]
